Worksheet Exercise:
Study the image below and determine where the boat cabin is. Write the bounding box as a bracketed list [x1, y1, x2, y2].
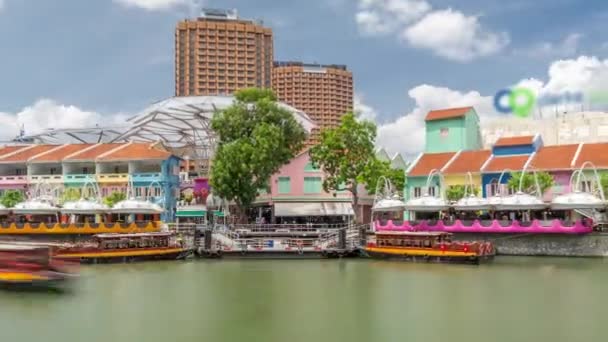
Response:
[94, 232, 177, 249]
[375, 231, 452, 248]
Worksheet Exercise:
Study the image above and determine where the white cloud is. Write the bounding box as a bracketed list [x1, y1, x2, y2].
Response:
[517, 33, 583, 58]
[356, 0, 431, 35]
[355, 0, 508, 61]
[402, 9, 509, 62]
[0, 99, 128, 140]
[113, 0, 196, 11]
[376, 55, 608, 157]
[354, 94, 378, 121]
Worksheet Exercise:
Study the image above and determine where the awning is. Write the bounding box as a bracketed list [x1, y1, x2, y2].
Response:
[274, 202, 354, 217]
[176, 210, 206, 217]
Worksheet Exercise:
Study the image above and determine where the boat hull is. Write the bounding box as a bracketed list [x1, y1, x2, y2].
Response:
[0, 271, 72, 292]
[364, 247, 493, 265]
[56, 248, 192, 264]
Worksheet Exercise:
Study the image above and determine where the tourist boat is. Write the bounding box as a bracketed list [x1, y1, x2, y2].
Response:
[0, 243, 78, 291]
[368, 175, 494, 264]
[364, 231, 494, 265]
[54, 232, 192, 263]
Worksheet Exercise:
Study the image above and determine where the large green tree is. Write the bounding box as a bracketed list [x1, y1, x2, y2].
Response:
[210, 88, 306, 221]
[507, 171, 555, 195]
[310, 113, 391, 222]
[0, 190, 24, 208]
[360, 158, 406, 196]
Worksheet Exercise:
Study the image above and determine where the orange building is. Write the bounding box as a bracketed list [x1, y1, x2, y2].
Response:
[272, 61, 354, 145]
[175, 9, 273, 96]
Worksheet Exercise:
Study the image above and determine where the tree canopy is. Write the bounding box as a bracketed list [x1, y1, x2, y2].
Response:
[210, 88, 306, 217]
[0, 190, 24, 208]
[60, 188, 81, 204]
[446, 185, 480, 202]
[310, 113, 402, 221]
[103, 191, 126, 208]
[507, 171, 555, 195]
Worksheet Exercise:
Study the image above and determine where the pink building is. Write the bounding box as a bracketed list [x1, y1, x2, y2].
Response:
[255, 150, 354, 223]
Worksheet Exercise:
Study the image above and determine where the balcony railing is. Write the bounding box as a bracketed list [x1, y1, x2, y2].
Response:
[97, 173, 129, 183]
[131, 172, 163, 183]
[28, 175, 64, 183]
[64, 174, 96, 183]
[0, 175, 28, 184]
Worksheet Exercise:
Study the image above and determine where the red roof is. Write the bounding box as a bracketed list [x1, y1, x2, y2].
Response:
[0, 145, 30, 158]
[529, 144, 579, 170]
[573, 143, 608, 168]
[409, 152, 456, 177]
[494, 135, 535, 147]
[425, 107, 473, 121]
[64, 143, 124, 161]
[442, 150, 492, 174]
[0, 145, 58, 163]
[97, 143, 171, 161]
[483, 155, 531, 173]
[29, 144, 94, 163]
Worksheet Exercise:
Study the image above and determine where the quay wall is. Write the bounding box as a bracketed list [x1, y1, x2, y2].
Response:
[452, 232, 608, 257]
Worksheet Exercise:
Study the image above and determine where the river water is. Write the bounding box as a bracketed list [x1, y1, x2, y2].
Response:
[1, 257, 607, 342]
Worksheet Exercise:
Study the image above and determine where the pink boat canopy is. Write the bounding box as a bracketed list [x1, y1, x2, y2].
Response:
[375, 219, 593, 234]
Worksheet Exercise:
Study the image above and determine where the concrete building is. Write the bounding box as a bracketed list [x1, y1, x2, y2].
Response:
[272, 61, 353, 146]
[175, 8, 273, 96]
[482, 111, 608, 148]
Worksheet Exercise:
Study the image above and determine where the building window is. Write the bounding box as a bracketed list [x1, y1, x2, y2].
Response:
[50, 167, 57, 175]
[440, 128, 449, 138]
[581, 181, 593, 193]
[278, 177, 291, 194]
[413, 187, 422, 198]
[82, 167, 89, 174]
[427, 187, 436, 197]
[304, 177, 322, 194]
[304, 162, 320, 172]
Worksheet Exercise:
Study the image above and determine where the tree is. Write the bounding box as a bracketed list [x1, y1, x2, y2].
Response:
[0, 190, 24, 208]
[309, 113, 377, 222]
[103, 191, 126, 208]
[446, 185, 480, 202]
[210, 88, 306, 221]
[60, 188, 81, 204]
[360, 158, 405, 196]
[507, 171, 555, 195]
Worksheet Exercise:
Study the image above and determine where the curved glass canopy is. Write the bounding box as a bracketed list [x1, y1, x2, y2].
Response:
[61, 199, 109, 214]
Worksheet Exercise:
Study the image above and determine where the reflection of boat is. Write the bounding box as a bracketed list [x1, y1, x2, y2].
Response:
[364, 231, 494, 265]
[55, 232, 191, 263]
[0, 244, 78, 291]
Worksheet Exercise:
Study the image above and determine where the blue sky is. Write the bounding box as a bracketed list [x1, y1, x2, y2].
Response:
[0, 0, 607, 155]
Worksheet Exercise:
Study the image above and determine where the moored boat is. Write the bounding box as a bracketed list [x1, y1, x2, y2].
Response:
[0, 243, 78, 291]
[54, 232, 192, 263]
[364, 231, 494, 265]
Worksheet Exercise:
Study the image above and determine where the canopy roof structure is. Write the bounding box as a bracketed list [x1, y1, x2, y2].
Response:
[14, 96, 316, 161]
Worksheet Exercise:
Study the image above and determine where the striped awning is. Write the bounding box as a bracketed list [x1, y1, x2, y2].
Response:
[274, 202, 354, 217]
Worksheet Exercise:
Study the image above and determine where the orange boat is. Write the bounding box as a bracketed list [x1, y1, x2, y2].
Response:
[55, 232, 192, 264]
[364, 231, 495, 265]
[0, 243, 78, 291]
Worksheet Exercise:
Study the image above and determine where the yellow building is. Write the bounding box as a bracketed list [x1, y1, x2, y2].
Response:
[441, 150, 492, 192]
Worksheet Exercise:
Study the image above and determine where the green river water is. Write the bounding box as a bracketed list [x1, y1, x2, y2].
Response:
[1, 257, 607, 342]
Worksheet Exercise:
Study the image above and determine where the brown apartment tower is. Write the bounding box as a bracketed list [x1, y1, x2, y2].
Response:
[175, 9, 273, 96]
[272, 61, 354, 145]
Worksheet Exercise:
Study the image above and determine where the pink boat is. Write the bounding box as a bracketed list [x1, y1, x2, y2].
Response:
[375, 219, 593, 234]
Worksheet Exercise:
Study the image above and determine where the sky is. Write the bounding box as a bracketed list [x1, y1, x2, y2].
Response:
[1, 0, 608, 158]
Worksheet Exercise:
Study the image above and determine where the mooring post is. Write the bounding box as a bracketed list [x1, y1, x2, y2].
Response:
[204, 228, 213, 250]
[338, 228, 346, 250]
[359, 225, 367, 248]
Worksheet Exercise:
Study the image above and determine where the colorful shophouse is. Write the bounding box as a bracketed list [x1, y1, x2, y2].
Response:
[0, 142, 180, 222]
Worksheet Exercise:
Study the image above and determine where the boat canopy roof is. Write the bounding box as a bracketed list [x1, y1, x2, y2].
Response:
[111, 199, 163, 214]
[12, 199, 60, 214]
[0, 243, 49, 252]
[551, 191, 606, 210]
[62, 199, 109, 214]
[372, 197, 407, 212]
